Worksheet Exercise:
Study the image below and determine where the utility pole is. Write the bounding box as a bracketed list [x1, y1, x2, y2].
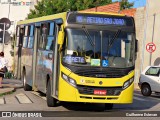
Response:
[149, 14, 156, 65]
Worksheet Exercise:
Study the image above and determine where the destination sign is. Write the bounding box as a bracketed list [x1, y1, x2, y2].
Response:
[67, 13, 134, 27]
[76, 16, 126, 26]
[63, 55, 86, 64]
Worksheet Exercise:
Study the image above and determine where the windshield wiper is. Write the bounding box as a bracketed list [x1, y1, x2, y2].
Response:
[82, 26, 95, 46]
[107, 29, 121, 55]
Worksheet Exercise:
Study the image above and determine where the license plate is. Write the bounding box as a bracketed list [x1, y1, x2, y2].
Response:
[94, 90, 106, 95]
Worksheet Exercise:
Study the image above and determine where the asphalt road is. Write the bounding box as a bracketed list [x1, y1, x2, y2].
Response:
[0, 88, 160, 119]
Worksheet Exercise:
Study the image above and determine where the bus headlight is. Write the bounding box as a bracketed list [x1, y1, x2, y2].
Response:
[123, 77, 134, 89]
[62, 73, 77, 87]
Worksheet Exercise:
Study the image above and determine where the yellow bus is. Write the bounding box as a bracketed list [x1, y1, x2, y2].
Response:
[14, 11, 137, 110]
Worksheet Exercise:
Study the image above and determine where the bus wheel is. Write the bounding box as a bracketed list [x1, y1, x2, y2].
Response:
[46, 81, 57, 107]
[23, 72, 32, 91]
[141, 84, 152, 96]
[104, 103, 113, 110]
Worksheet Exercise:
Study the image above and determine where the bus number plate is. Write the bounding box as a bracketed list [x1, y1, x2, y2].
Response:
[94, 90, 106, 95]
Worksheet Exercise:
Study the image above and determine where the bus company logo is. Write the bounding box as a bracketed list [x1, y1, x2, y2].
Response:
[99, 81, 103, 85]
[0, 0, 33, 6]
[80, 79, 85, 84]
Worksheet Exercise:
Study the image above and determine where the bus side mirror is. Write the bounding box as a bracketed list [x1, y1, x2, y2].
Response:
[58, 26, 64, 50]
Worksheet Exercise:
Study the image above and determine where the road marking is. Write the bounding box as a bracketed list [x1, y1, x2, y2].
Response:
[32, 91, 47, 101]
[5, 96, 19, 104]
[0, 98, 5, 104]
[15, 93, 32, 104]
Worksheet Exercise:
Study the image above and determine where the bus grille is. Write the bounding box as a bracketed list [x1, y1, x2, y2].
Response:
[74, 71, 126, 78]
[62, 62, 134, 78]
[77, 85, 122, 96]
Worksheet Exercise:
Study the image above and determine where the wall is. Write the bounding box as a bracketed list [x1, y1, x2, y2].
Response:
[141, 0, 160, 70]
[0, 0, 31, 70]
[134, 7, 145, 83]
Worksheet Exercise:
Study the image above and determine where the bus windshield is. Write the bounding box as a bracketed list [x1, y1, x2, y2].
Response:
[63, 28, 135, 68]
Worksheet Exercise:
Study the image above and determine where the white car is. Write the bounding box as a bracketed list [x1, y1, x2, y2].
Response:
[139, 66, 160, 96]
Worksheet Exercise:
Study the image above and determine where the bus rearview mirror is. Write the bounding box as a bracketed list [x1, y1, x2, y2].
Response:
[58, 26, 64, 50]
[58, 31, 64, 45]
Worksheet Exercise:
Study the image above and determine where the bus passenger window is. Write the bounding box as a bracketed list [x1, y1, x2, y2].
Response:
[39, 23, 48, 49]
[45, 22, 55, 51]
[49, 22, 55, 35]
[23, 26, 30, 48]
[46, 36, 54, 50]
[28, 25, 34, 48]
[16, 26, 20, 46]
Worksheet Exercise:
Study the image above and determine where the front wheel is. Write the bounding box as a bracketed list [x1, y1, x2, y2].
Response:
[141, 84, 152, 96]
[46, 80, 57, 107]
[104, 103, 113, 110]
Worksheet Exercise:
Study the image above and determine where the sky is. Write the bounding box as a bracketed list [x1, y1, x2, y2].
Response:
[112, 0, 146, 8]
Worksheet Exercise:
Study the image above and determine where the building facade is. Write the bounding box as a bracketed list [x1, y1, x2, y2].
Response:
[0, 0, 32, 70]
[142, 0, 160, 69]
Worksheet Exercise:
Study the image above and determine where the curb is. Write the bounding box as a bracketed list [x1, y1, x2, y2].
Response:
[0, 88, 15, 96]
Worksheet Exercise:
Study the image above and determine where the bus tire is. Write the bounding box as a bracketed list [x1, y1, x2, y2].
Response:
[141, 84, 152, 96]
[47, 80, 57, 107]
[23, 72, 32, 91]
[104, 103, 113, 110]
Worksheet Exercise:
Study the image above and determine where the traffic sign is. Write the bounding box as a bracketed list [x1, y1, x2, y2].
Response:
[102, 60, 109, 67]
[0, 18, 11, 30]
[146, 42, 156, 53]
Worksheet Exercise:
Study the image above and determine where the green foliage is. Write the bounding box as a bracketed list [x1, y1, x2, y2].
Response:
[120, 0, 134, 10]
[27, 0, 134, 19]
[27, 0, 112, 19]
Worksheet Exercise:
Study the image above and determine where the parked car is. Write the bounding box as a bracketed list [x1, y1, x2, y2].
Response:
[139, 66, 160, 96]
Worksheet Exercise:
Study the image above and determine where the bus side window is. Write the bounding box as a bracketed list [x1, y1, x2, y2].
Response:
[28, 25, 34, 48]
[23, 25, 30, 48]
[39, 23, 48, 49]
[16, 26, 20, 47]
[46, 22, 55, 51]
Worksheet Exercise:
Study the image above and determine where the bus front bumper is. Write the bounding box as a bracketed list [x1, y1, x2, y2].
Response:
[58, 79, 134, 104]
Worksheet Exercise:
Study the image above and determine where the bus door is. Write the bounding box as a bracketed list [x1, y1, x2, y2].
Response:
[32, 23, 41, 90]
[35, 23, 45, 92]
[41, 22, 55, 93]
[36, 22, 55, 93]
[15, 26, 24, 79]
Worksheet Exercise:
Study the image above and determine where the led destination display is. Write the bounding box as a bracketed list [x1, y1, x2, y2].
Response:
[76, 16, 125, 26]
[67, 13, 134, 27]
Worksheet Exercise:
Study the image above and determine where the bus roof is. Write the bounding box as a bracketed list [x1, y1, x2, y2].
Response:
[17, 11, 126, 25]
[17, 12, 68, 25]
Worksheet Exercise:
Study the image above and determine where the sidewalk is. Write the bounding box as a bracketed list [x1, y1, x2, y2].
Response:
[0, 79, 23, 95]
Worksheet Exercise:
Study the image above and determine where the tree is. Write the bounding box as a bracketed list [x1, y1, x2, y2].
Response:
[120, 0, 134, 10]
[28, 0, 112, 19]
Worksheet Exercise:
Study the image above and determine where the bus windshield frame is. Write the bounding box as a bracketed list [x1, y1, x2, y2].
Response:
[62, 27, 135, 68]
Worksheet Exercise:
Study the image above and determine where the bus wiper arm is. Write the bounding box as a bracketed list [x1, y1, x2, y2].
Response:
[82, 26, 95, 46]
[109, 29, 121, 47]
[107, 29, 121, 55]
